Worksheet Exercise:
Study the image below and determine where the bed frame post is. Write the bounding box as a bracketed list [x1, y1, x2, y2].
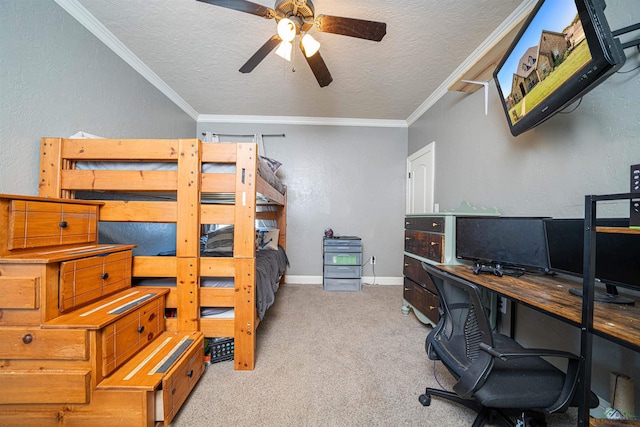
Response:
[277, 192, 287, 249]
[233, 143, 257, 258]
[175, 139, 201, 332]
[233, 143, 258, 370]
[235, 258, 256, 370]
[278, 192, 287, 284]
[38, 138, 64, 198]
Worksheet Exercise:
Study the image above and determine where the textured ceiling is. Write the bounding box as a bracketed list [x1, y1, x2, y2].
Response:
[69, 0, 526, 122]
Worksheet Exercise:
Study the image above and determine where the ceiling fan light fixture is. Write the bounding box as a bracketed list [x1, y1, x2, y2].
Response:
[301, 33, 320, 57]
[275, 40, 293, 61]
[276, 18, 297, 42]
[199, 0, 386, 87]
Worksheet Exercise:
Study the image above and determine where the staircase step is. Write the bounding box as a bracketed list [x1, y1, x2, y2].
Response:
[98, 330, 204, 391]
[43, 288, 169, 330]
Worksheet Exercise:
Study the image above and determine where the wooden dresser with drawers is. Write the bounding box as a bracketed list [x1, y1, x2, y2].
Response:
[0, 194, 204, 426]
[402, 215, 445, 326]
[402, 203, 500, 327]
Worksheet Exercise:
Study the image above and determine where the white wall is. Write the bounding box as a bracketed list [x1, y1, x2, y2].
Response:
[408, 0, 640, 408]
[0, 0, 195, 196]
[197, 122, 408, 279]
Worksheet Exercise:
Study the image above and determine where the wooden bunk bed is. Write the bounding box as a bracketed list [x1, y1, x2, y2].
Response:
[38, 137, 286, 370]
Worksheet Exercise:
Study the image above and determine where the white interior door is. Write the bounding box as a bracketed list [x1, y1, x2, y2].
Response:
[406, 142, 435, 214]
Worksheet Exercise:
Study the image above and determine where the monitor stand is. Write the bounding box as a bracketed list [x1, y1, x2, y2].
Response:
[568, 285, 635, 305]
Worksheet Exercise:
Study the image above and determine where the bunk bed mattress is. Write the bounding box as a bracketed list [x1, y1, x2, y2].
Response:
[136, 247, 288, 321]
[202, 247, 287, 320]
[75, 156, 286, 196]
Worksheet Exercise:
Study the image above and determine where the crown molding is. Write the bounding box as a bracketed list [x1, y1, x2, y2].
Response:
[406, 0, 537, 126]
[54, 0, 199, 121]
[198, 114, 408, 128]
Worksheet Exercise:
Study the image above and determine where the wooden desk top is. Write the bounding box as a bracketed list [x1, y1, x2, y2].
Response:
[438, 265, 640, 350]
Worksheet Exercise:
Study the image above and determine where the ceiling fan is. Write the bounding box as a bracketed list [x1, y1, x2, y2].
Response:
[196, 0, 387, 87]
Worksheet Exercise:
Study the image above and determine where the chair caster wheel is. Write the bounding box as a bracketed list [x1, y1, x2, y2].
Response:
[418, 393, 431, 406]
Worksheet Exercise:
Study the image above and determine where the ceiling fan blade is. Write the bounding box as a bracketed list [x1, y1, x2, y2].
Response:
[196, 0, 275, 19]
[315, 14, 386, 42]
[300, 46, 333, 88]
[239, 35, 282, 73]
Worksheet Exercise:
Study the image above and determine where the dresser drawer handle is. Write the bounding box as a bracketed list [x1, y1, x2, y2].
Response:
[23, 333, 33, 344]
[137, 326, 145, 334]
[404, 287, 409, 291]
[101, 273, 109, 280]
[430, 242, 438, 246]
[59, 221, 68, 228]
[404, 263, 409, 267]
[429, 306, 436, 310]
[148, 313, 156, 321]
[432, 222, 438, 227]
[187, 370, 194, 378]
[405, 237, 410, 240]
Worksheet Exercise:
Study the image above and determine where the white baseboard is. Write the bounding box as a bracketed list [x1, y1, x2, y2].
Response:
[285, 275, 402, 285]
[362, 276, 403, 285]
[284, 275, 322, 285]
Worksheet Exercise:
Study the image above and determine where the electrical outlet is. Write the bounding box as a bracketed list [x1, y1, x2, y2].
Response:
[499, 296, 507, 314]
[371, 256, 376, 265]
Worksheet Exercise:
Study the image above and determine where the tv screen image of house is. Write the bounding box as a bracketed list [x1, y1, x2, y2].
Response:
[544, 218, 640, 291]
[455, 217, 551, 273]
[493, 0, 625, 136]
[495, 0, 592, 126]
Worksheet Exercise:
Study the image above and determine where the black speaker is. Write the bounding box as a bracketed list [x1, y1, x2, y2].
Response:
[631, 164, 640, 227]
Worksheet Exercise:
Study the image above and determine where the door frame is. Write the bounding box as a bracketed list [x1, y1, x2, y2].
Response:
[406, 142, 436, 214]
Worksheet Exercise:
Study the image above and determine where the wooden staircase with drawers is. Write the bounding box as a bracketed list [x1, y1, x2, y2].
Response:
[0, 194, 204, 426]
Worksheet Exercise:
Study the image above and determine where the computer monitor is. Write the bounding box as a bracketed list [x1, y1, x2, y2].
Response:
[544, 218, 638, 304]
[456, 217, 551, 275]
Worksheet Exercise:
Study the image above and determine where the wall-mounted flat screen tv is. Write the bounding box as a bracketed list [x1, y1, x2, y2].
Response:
[493, 0, 626, 136]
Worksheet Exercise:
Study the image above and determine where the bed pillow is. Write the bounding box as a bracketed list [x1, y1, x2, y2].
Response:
[260, 156, 282, 173]
[256, 228, 279, 250]
[204, 226, 234, 253]
[69, 131, 105, 139]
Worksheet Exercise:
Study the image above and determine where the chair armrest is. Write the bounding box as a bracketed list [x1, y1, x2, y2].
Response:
[479, 343, 579, 362]
[479, 342, 581, 413]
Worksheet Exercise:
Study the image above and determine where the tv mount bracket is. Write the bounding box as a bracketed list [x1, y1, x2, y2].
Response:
[613, 21, 640, 50]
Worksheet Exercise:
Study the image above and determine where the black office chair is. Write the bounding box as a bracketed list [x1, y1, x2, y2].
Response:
[419, 262, 598, 427]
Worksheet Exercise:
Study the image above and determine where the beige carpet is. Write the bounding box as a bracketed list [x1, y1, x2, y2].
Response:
[172, 283, 578, 426]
